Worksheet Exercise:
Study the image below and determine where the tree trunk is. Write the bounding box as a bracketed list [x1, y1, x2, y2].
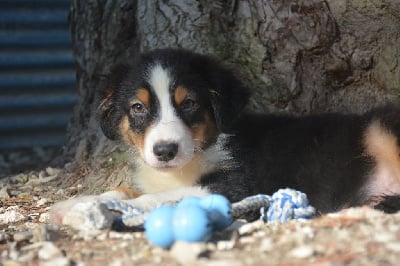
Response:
[60, 0, 139, 191]
[63, 0, 400, 192]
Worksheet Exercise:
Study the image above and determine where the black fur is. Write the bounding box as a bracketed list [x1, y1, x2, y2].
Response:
[97, 64, 130, 140]
[205, 113, 370, 213]
[205, 107, 400, 214]
[375, 195, 400, 213]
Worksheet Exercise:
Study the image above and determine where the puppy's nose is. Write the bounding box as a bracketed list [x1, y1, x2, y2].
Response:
[153, 142, 178, 162]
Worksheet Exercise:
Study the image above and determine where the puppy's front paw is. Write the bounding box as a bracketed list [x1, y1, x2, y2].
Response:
[49, 195, 101, 226]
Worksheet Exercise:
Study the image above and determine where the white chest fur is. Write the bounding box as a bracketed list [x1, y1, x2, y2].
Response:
[133, 154, 207, 193]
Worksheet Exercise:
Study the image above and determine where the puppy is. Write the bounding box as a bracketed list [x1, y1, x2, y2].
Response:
[52, 48, 400, 224]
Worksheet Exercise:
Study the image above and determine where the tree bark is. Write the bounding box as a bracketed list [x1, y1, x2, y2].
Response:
[59, 0, 139, 191]
[63, 0, 400, 192]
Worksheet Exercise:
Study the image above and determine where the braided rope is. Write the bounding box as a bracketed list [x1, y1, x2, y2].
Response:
[262, 188, 315, 223]
[101, 188, 315, 228]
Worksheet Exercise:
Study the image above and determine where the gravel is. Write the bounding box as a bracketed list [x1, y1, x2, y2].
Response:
[1, 170, 400, 265]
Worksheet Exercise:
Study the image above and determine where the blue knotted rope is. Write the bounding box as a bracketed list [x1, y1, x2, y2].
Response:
[261, 188, 316, 223]
[101, 188, 315, 228]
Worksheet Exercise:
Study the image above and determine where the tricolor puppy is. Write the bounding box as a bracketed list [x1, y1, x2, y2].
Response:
[52, 48, 400, 223]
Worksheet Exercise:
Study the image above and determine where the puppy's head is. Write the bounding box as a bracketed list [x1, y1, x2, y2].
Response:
[97, 48, 249, 169]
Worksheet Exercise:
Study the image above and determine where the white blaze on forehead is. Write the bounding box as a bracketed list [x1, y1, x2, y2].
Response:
[148, 63, 175, 122]
[149, 64, 170, 89]
[144, 63, 194, 168]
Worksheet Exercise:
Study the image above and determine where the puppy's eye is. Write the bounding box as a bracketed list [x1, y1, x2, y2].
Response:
[131, 102, 147, 114]
[180, 98, 197, 111]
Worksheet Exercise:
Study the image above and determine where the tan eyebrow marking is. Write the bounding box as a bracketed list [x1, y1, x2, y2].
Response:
[132, 88, 150, 108]
[174, 86, 189, 106]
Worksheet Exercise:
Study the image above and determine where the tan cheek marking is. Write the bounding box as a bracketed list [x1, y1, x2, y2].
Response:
[114, 186, 142, 198]
[133, 88, 150, 109]
[174, 86, 189, 106]
[119, 115, 145, 154]
[191, 112, 217, 149]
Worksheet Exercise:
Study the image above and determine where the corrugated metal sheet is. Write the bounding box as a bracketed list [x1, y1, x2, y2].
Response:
[0, 0, 77, 150]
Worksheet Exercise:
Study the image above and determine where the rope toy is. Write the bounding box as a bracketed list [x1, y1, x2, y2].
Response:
[101, 188, 315, 248]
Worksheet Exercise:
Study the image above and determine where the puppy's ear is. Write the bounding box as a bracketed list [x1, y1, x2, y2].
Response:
[208, 62, 250, 133]
[96, 64, 128, 140]
[97, 88, 120, 140]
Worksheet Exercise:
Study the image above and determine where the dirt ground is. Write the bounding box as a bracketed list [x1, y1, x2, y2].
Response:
[1, 165, 400, 265]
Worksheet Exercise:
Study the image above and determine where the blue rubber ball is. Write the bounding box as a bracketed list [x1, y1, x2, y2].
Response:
[200, 194, 232, 230]
[144, 205, 175, 248]
[173, 204, 212, 242]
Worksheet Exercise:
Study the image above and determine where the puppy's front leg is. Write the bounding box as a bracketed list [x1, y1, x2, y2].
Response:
[50, 186, 208, 226]
[123, 186, 210, 211]
[49, 187, 140, 225]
